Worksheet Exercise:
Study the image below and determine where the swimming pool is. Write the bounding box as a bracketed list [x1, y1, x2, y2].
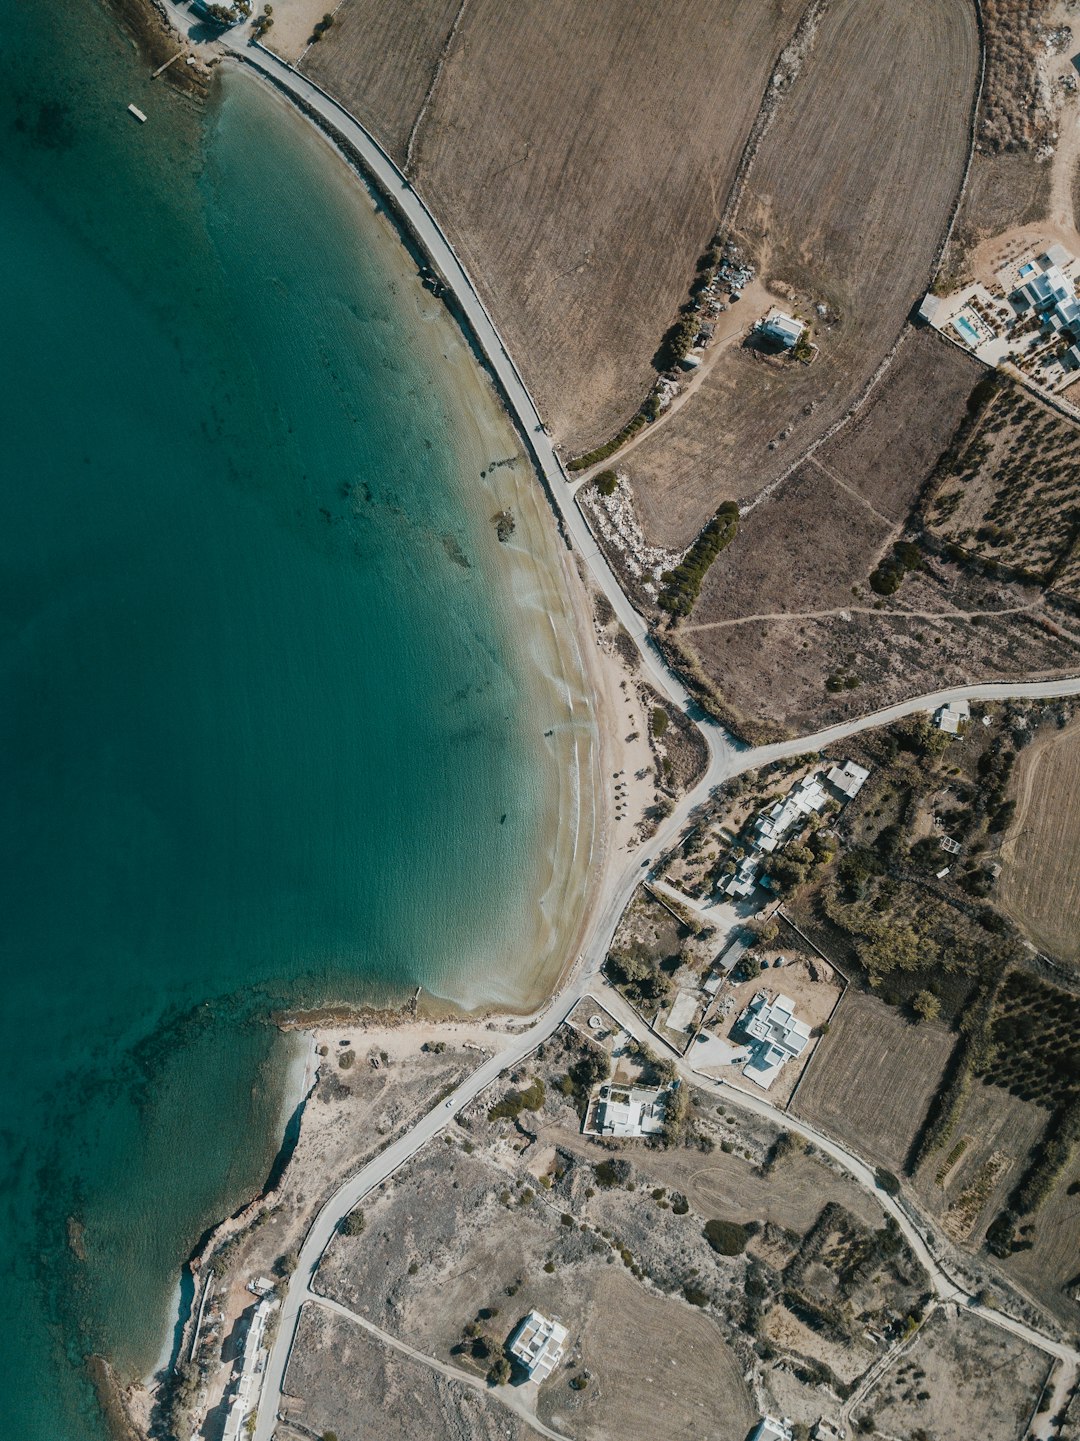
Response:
[952, 313, 981, 347]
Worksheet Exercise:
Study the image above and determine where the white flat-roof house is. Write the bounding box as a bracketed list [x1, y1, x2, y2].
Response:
[826, 758, 870, 800]
[1011, 249, 1080, 347]
[724, 855, 760, 897]
[737, 992, 811, 1090]
[750, 1417, 794, 1441]
[934, 699, 970, 734]
[587, 1083, 667, 1138]
[752, 774, 828, 853]
[761, 309, 805, 348]
[510, 1311, 569, 1382]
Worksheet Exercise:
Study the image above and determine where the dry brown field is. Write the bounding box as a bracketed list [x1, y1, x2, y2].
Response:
[624, 0, 979, 548]
[913, 1079, 1051, 1245]
[813, 329, 984, 520]
[538, 1268, 755, 1441]
[680, 535, 1076, 738]
[300, 0, 460, 162]
[856, 1308, 1049, 1441]
[1000, 1167, 1080, 1331]
[304, 0, 806, 453]
[999, 715, 1080, 963]
[792, 991, 956, 1172]
[283, 1302, 527, 1441]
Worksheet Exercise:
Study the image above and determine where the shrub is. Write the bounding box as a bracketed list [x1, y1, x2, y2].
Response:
[651, 706, 669, 737]
[340, 1209, 365, 1237]
[874, 1167, 901, 1197]
[704, 1218, 750, 1255]
[594, 1158, 631, 1189]
[595, 469, 618, 496]
[488, 1078, 545, 1122]
[488, 1356, 511, 1386]
[683, 1284, 709, 1307]
[658, 502, 739, 616]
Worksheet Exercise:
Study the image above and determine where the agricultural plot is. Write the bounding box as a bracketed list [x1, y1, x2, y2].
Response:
[999, 715, 1080, 962]
[311, 0, 806, 453]
[792, 991, 955, 1173]
[923, 380, 1080, 591]
[537, 1268, 754, 1441]
[813, 329, 984, 521]
[300, 0, 461, 160]
[855, 1308, 1049, 1441]
[914, 1079, 1050, 1247]
[624, 0, 978, 549]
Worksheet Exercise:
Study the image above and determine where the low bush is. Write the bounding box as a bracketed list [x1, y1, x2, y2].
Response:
[703, 1218, 750, 1255]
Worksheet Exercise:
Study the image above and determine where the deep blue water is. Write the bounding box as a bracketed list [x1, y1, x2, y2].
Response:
[0, 5, 568, 1436]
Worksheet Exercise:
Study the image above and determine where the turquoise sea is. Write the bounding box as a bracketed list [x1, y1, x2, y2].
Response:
[0, 5, 591, 1437]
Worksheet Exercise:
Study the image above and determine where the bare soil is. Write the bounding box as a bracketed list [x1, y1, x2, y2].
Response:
[792, 991, 956, 1173]
[999, 714, 1080, 963]
[282, 1302, 527, 1441]
[624, 0, 979, 548]
[304, 0, 806, 453]
[538, 1268, 755, 1441]
[855, 1306, 1049, 1441]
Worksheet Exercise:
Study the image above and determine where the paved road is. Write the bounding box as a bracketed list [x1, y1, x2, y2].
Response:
[145, 13, 1080, 1436]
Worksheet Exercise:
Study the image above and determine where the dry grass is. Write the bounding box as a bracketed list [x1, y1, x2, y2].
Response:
[300, 0, 461, 162]
[284, 1303, 527, 1441]
[979, 0, 1057, 154]
[304, 0, 805, 452]
[814, 329, 985, 521]
[792, 991, 956, 1172]
[624, 0, 979, 548]
[914, 1079, 1050, 1244]
[999, 715, 1080, 963]
[997, 1163, 1080, 1330]
[856, 1308, 1049, 1441]
[539, 1268, 755, 1441]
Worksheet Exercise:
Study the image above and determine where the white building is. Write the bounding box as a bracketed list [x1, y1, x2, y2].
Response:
[737, 992, 811, 1090]
[724, 855, 761, 897]
[826, 758, 870, 800]
[1011, 248, 1080, 343]
[223, 1296, 279, 1441]
[750, 1418, 793, 1441]
[510, 1311, 569, 1382]
[587, 1083, 667, 1138]
[760, 309, 805, 348]
[934, 699, 970, 734]
[752, 774, 828, 853]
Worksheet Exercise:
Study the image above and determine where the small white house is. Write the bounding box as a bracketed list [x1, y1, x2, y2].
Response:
[510, 1311, 569, 1382]
[587, 1083, 667, 1138]
[826, 759, 870, 800]
[934, 699, 970, 734]
[750, 1415, 794, 1441]
[760, 309, 805, 348]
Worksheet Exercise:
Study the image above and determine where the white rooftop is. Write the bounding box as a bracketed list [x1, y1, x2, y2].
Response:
[510, 1310, 569, 1382]
[751, 1415, 793, 1441]
[934, 698, 970, 733]
[761, 309, 804, 347]
[589, 1083, 667, 1138]
[738, 992, 811, 1090]
[826, 758, 870, 799]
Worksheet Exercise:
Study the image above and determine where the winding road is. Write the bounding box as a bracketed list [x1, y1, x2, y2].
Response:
[152, 10, 1080, 1438]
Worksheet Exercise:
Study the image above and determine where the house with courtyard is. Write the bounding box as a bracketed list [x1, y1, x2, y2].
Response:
[736, 991, 811, 1090]
[583, 1082, 668, 1138]
[509, 1310, 569, 1382]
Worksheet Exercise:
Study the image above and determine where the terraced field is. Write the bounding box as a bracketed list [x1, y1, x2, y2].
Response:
[302, 0, 807, 452]
[625, 0, 980, 547]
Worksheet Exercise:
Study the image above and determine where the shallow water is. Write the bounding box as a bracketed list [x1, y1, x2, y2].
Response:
[0, 4, 591, 1436]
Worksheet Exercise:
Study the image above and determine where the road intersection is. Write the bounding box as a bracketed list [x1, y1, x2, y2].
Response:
[145, 12, 1080, 1436]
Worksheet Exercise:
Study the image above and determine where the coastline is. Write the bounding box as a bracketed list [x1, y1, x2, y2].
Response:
[205, 52, 608, 1015]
